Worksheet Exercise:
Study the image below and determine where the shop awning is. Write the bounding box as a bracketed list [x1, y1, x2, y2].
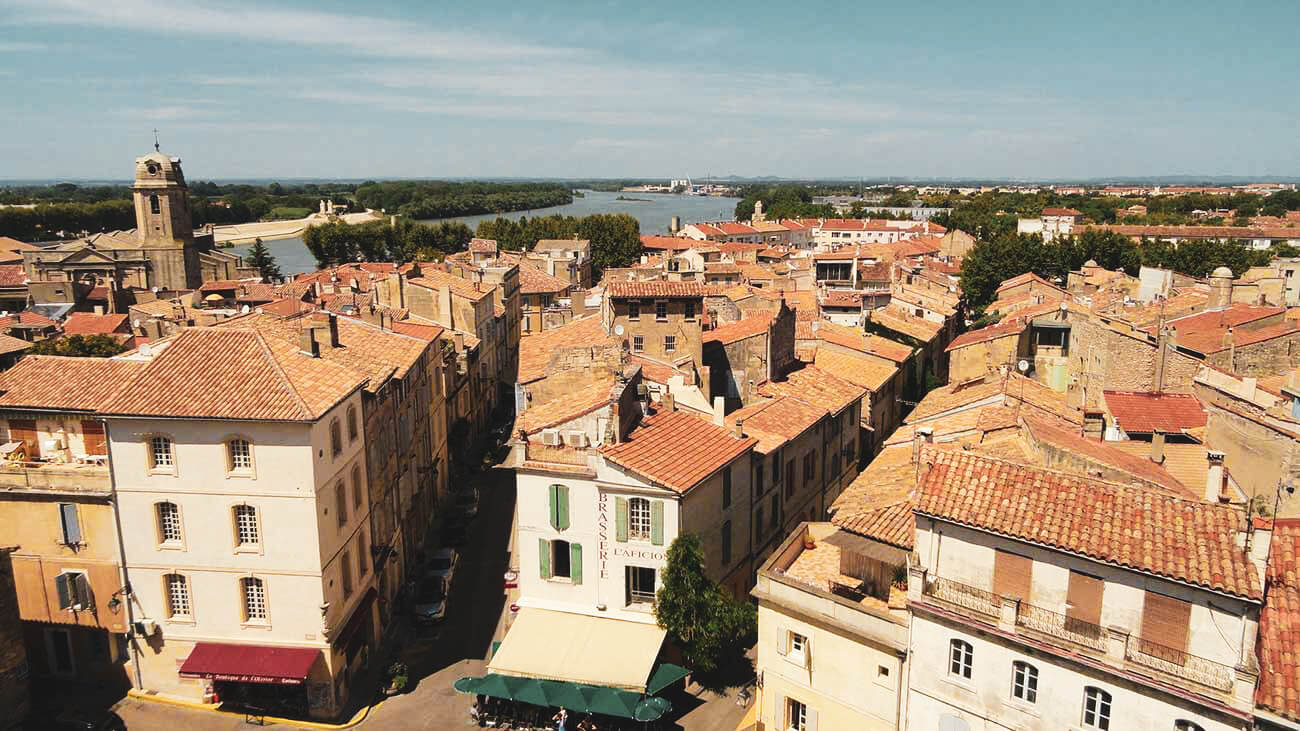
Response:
[823, 528, 908, 564]
[453, 674, 672, 721]
[178, 642, 320, 685]
[488, 608, 666, 692]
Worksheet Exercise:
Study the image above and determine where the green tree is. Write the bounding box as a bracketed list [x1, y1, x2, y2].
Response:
[246, 238, 282, 281]
[27, 334, 127, 358]
[654, 534, 757, 681]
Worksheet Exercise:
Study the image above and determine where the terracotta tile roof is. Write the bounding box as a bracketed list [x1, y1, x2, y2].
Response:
[715, 222, 758, 235]
[519, 376, 616, 434]
[718, 284, 755, 301]
[640, 235, 695, 251]
[831, 445, 915, 549]
[468, 238, 498, 253]
[719, 241, 768, 252]
[517, 263, 572, 295]
[387, 319, 445, 343]
[1021, 416, 1195, 498]
[601, 409, 755, 493]
[518, 316, 613, 384]
[1103, 391, 1207, 433]
[102, 328, 366, 421]
[728, 396, 825, 453]
[407, 268, 495, 302]
[0, 311, 57, 329]
[1158, 304, 1286, 354]
[737, 263, 775, 282]
[703, 314, 772, 345]
[687, 223, 726, 237]
[813, 348, 896, 391]
[758, 364, 865, 415]
[909, 374, 1081, 425]
[820, 289, 863, 307]
[61, 313, 129, 336]
[258, 298, 314, 317]
[235, 283, 277, 302]
[946, 318, 1028, 351]
[199, 278, 258, 292]
[606, 280, 711, 298]
[1085, 224, 1300, 240]
[1111, 441, 1208, 493]
[1258, 518, 1300, 724]
[1041, 207, 1083, 216]
[995, 272, 1066, 294]
[917, 448, 1261, 600]
[871, 309, 942, 342]
[704, 262, 741, 275]
[129, 298, 186, 318]
[0, 333, 30, 356]
[626, 355, 686, 385]
[808, 321, 913, 363]
[0, 264, 27, 287]
[0, 356, 145, 412]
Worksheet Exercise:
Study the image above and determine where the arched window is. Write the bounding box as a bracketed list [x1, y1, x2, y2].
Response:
[628, 497, 651, 541]
[227, 437, 253, 472]
[149, 435, 174, 471]
[1011, 661, 1038, 703]
[233, 504, 259, 546]
[330, 419, 343, 457]
[1174, 722, 1204, 731]
[156, 501, 182, 543]
[149, 193, 160, 214]
[164, 573, 191, 618]
[241, 577, 266, 622]
[347, 405, 358, 443]
[949, 639, 973, 679]
[351, 465, 363, 510]
[335, 482, 347, 526]
[1082, 687, 1112, 729]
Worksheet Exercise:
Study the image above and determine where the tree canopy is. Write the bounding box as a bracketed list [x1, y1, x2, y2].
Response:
[654, 534, 757, 681]
[475, 213, 642, 278]
[246, 238, 282, 282]
[302, 219, 472, 268]
[27, 334, 127, 358]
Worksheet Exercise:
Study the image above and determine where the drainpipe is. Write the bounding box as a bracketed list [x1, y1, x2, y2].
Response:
[102, 418, 143, 690]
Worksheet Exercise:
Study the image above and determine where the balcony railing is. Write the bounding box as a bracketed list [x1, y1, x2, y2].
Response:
[1016, 600, 1108, 651]
[924, 575, 1001, 619]
[920, 573, 1238, 695]
[0, 461, 109, 492]
[1126, 634, 1234, 692]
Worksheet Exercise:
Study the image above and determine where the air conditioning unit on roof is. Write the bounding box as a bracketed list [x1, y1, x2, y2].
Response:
[565, 431, 588, 448]
[540, 429, 561, 447]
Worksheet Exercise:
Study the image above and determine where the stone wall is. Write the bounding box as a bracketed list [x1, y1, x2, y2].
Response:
[1066, 315, 1202, 398]
[1192, 381, 1300, 517]
[1207, 332, 1300, 377]
[0, 549, 30, 724]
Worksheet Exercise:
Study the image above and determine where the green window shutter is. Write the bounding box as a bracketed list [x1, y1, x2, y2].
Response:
[54, 573, 72, 610]
[59, 503, 81, 545]
[539, 538, 551, 579]
[651, 501, 664, 546]
[570, 543, 583, 585]
[615, 497, 629, 543]
[557, 486, 570, 531]
[548, 485, 559, 530]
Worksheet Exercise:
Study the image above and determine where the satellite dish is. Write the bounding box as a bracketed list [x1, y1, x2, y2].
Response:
[1017, 359, 1030, 373]
[241, 305, 251, 314]
[151, 287, 159, 294]
[132, 319, 140, 328]
[614, 324, 625, 336]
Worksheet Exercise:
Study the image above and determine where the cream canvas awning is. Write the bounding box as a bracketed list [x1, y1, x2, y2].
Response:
[489, 608, 667, 692]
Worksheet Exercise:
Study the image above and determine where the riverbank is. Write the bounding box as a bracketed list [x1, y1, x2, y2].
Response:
[212, 210, 384, 245]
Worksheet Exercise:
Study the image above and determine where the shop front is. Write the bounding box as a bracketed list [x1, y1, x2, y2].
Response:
[178, 642, 322, 719]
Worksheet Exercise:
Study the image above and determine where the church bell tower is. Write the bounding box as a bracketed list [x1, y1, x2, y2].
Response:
[132, 145, 193, 248]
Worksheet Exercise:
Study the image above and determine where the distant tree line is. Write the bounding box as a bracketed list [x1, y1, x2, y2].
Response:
[303, 219, 474, 268]
[475, 213, 642, 277]
[959, 229, 1294, 314]
[353, 181, 572, 220]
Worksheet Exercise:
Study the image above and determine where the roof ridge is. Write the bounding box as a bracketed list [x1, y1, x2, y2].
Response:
[244, 329, 314, 420]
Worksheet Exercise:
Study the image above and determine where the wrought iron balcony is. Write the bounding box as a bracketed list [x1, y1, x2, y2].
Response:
[1126, 634, 1234, 692]
[1016, 600, 1108, 652]
[923, 575, 1001, 619]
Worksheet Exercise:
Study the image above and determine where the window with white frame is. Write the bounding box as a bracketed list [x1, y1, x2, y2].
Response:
[626, 565, 656, 605]
[156, 501, 182, 543]
[150, 436, 174, 470]
[949, 639, 973, 679]
[786, 697, 808, 731]
[663, 335, 676, 353]
[241, 576, 267, 622]
[233, 504, 259, 546]
[1082, 687, 1111, 729]
[227, 438, 252, 472]
[165, 573, 191, 618]
[788, 631, 808, 665]
[632, 335, 644, 353]
[628, 497, 651, 541]
[1011, 661, 1038, 703]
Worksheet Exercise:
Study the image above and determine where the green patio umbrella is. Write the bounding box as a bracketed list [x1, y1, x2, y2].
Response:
[452, 676, 480, 694]
[512, 678, 553, 707]
[538, 679, 597, 711]
[633, 696, 672, 722]
[476, 673, 528, 700]
[644, 663, 691, 695]
[587, 687, 640, 718]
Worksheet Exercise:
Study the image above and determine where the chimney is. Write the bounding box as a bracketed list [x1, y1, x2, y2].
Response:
[453, 332, 465, 352]
[299, 327, 320, 357]
[1150, 429, 1166, 464]
[712, 396, 726, 427]
[662, 391, 676, 412]
[1206, 451, 1226, 503]
[912, 425, 934, 464]
[1224, 327, 1236, 365]
[732, 418, 744, 439]
[326, 312, 340, 348]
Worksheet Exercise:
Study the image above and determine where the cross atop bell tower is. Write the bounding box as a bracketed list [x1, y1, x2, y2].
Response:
[132, 146, 193, 248]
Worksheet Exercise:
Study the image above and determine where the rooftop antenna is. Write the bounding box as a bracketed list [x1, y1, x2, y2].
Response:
[153, 129, 160, 152]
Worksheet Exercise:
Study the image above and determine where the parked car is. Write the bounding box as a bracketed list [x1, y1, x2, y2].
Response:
[426, 547, 459, 585]
[411, 576, 447, 624]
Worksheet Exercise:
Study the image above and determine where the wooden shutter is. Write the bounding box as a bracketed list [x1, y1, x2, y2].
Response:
[10, 419, 37, 458]
[80, 421, 106, 456]
[1140, 591, 1191, 654]
[73, 573, 92, 609]
[650, 500, 664, 546]
[556, 486, 569, 531]
[570, 543, 583, 585]
[615, 497, 629, 542]
[806, 707, 818, 731]
[538, 538, 551, 579]
[59, 503, 81, 545]
[993, 550, 1033, 600]
[548, 485, 559, 530]
[54, 573, 72, 610]
[776, 627, 787, 656]
[1065, 570, 1104, 626]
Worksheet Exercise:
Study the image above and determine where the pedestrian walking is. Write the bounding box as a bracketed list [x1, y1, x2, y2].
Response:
[553, 707, 568, 731]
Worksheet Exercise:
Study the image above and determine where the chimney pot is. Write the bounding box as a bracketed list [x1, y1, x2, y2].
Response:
[1150, 429, 1166, 464]
[662, 392, 676, 412]
[732, 418, 744, 439]
[712, 396, 726, 427]
[299, 327, 320, 357]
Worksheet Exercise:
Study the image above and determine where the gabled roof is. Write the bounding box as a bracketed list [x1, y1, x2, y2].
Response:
[0, 356, 145, 412]
[518, 316, 614, 384]
[601, 409, 754, 493]
[517, 263, 572, 295]
[946, 318, 1027, 351]
[1160, 304, 1286, 354]
[758, 364, 864, 415]
[1041, 207, 1083, 217]
[1103, 391, 1207, 433]
[728, 396, 826, 453]
[639, 235, 695, 251]
[101, 328, 366, 421]
[995, 271, 1066, 294]
[1021, 415, 1195, 498]
[703, 314, 772, 345]
[407, 267, 495, 302]
[812, 348, 897, 391]
[606, 280, 711, 298]
[468, 238, 498, 253]
[0, 333, 31, 356]
[61, 312, 130, 336]
[917, 448, 1260, 600]
[831, 444, 915, 549]
[519, 376, 616, 435]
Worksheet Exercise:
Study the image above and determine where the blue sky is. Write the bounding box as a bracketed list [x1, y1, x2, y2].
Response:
[1, 0, 1297, 180]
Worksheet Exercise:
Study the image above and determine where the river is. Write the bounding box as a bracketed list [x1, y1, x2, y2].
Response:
[229, 190, 741, 276]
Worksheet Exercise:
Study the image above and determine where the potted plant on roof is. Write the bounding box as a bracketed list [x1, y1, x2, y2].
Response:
[384, 661, 409, 696]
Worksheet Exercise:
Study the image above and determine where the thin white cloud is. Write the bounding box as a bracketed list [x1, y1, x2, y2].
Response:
[3, 0, 576, 61]
[0, 41, 46, 51]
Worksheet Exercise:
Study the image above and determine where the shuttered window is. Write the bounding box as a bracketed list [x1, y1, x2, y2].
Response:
[538, 538, 552, 579]
[1140, 591, 1191, 656]
[615, 497, 629, 542]
[81, 421, 106, 456]
[650, 500, 664, 546]
[548, 484, 570, 531]
[58, 503, 81, 545]
[1066, 570, 1104, 629]
[993, 550, 1033, 601]
[10, 419, 37, 458]
[570, 543, 583, 585]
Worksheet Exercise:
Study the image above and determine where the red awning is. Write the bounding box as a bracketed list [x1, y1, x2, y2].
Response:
[179, 642, 320, 685]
